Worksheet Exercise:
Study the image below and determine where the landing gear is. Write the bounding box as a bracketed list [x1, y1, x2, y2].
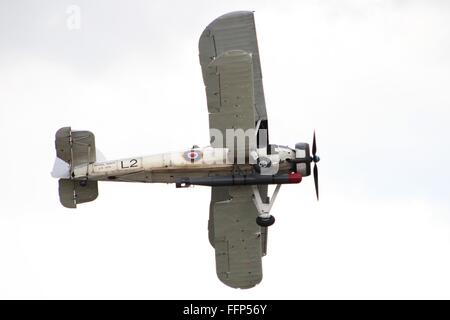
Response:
[252, 184, 281, 228]
[256, 215, 275, 227]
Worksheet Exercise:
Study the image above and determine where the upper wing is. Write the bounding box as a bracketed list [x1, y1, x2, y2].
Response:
[210, 185, 264, 289]
[205, 50, 256, 150]
[199, 11, 268, 148]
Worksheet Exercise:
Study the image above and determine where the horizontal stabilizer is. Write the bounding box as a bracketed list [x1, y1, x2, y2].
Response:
[55, 127, 96, 170]
[54, 127, 99, 208]
[58, 179, 98, 208]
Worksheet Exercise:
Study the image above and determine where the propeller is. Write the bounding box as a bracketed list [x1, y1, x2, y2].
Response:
[312, 131, 320, 201]
[286, 131, 320, 200]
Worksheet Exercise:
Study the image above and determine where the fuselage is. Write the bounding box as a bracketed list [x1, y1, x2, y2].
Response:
[73, 145, 295, 184]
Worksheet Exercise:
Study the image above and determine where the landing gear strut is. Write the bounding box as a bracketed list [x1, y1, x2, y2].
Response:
[252, 184, 281, 227]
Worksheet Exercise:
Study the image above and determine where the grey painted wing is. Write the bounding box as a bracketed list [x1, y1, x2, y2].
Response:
[204, 50, 256, 152]
[208, 186, 230, 248]
[199, 11, 267, 122]
[209, 185, 269, 257]
[213, 186, 263, 289]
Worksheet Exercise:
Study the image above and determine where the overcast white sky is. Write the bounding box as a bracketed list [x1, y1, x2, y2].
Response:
[1, 0, 450, 299]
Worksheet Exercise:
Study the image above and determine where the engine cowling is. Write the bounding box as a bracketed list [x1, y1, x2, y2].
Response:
[294, 142, 311, 177]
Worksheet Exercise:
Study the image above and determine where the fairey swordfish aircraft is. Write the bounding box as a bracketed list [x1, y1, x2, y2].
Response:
[51, 11, 320, 289]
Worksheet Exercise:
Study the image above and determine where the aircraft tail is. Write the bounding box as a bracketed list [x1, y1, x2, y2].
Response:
[53, 127, 98, 208]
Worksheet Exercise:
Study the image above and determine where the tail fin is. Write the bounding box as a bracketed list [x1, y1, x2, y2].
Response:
[54, 127, 98, 208]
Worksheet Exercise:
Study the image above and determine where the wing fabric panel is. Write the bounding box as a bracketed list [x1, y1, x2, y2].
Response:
[208, 186, 231, 248]
[213, 186, 263, 288]
[206, 50, 256, 152]
[210, 185, 268, 256]
[199, 11, 267, 121]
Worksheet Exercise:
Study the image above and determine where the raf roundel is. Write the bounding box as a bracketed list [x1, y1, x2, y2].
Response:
[183, 150, 203, 162]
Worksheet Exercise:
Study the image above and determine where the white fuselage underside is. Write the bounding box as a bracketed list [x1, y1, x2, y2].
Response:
[71, 145, 293, 183]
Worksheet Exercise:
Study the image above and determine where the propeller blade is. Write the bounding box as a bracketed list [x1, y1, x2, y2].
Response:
[312, 130, 317, 156]
[313, 163, 319, 201]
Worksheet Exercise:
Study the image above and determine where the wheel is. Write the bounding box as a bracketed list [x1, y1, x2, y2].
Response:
[256, 215, 275, 227]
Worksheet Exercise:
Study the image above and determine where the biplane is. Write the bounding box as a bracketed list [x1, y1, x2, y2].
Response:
[52, 11, 320, 289]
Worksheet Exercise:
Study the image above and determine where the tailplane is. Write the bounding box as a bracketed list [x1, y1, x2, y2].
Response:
[53, 127, 98, 208]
